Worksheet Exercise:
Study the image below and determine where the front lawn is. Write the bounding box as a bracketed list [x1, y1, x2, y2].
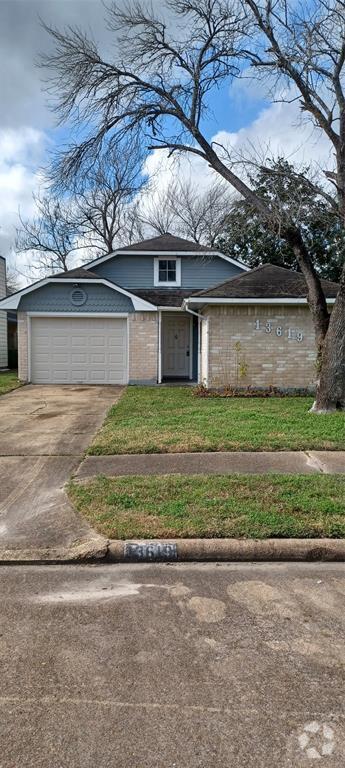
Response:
[0, 371, 22, 396]
[68, 474, 345, 539]
[89, 386, 345, 454]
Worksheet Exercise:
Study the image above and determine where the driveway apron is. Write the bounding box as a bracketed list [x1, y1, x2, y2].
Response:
[0, 385, 123, 557]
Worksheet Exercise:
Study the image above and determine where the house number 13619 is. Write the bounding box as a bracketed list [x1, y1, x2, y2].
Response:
[254, 319, 303, 342]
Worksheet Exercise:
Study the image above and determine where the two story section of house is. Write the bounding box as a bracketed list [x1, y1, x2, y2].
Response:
[0, 234, 246, 385]
[0, 232, 338, 389]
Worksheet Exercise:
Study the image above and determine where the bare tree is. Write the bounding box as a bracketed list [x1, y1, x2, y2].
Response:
[140, 186, 176, 236]
[138, 177, 232, 244]
[120, 199, 147, 245]
[41, 0, 345, 411]
[6, 266, 21, 296]
[74, 145, 148, 255]
[16, 145, 148, 275]
[16, 193, 81, 275]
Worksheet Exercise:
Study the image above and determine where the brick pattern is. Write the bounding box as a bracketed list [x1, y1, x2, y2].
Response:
[206, 305, 317, 389]
[128, 312, 158, 383]
[0, 259, 7, 368]
[17, 311, 29, 381]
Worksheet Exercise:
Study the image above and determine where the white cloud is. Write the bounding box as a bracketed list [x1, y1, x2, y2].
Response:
[138, 100, 335, 216]
[0, 127, 46, 282]
[213, 100, 334, 170]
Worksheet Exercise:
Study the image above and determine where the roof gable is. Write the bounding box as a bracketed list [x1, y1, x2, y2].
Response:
[0, 268, 157, 312]
[85, 232, 249, 271]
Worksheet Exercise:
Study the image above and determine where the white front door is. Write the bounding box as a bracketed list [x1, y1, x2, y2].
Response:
[162, 314, 191, 378]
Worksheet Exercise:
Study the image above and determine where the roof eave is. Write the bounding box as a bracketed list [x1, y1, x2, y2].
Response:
[185, 296, 336, 305]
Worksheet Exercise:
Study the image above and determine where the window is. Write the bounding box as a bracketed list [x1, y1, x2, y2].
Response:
[159, 259, 176, 282]
[154, 257, 181, 286]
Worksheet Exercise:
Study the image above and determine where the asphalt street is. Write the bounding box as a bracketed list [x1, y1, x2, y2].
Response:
[0, 562, 344, 767]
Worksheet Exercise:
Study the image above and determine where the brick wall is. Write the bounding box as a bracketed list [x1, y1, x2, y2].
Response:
[17, 311, 29, 381]
[0, 257, 8, 368]
[205, 304, 317, 390]
[128, 312, 158, 383]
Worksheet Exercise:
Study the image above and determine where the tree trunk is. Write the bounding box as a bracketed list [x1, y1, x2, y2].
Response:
[193, 131, 345, 412]
[313, 108, 345, 412]
[312, 270, 345, 412]
[285, 227, 330, 351]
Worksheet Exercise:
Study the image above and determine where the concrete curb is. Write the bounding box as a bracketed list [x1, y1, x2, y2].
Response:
[1, 538, 344, 565]
[0, 537, 108, 565]
[107, 538, 345, 562]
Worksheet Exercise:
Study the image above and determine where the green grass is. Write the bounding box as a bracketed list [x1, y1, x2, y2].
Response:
[0, 371, 22, 396]
[89, 386, 345, 454]
[68, 474, 345, 539]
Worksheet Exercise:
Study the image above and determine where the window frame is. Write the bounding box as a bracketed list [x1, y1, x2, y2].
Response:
[154, 257, 181, 287]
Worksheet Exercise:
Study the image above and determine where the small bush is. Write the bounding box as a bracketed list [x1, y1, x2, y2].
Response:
[193, 384, 311, 398]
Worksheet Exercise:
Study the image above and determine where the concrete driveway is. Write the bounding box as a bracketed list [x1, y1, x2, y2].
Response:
[0, 385, 123, 558]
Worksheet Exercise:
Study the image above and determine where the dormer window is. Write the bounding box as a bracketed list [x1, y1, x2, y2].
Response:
[154, 257, 181, 287]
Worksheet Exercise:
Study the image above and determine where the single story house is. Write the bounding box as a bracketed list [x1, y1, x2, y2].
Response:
[0, 233, 338, 390]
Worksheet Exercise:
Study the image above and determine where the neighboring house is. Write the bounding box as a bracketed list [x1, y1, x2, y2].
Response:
[0, 233, 338, 389]
[0, 256, 8, 369]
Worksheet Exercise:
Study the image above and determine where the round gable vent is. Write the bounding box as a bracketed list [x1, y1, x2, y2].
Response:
[71, 287, 87, 307]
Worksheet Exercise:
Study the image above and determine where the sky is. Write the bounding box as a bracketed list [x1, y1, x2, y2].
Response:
[0, 0, 335, 283]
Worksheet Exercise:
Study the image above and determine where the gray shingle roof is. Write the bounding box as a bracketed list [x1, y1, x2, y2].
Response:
[194, 264, 339, 299]
[116, 233, 217, 253]
[130, 288, 194, 306]
[54, 267, 102, 279]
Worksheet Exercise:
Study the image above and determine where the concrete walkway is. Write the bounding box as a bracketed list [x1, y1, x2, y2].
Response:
[76, 450, 345, 479]
[0, 385, 123, 559]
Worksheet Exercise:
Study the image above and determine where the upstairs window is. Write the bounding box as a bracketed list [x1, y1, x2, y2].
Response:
[154, 257, 181, 286]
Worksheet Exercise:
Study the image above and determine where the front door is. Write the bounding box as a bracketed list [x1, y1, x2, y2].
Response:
[162, 314, 191, 378]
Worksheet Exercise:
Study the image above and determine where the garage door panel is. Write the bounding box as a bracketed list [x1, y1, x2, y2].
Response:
[31, 317, 128, 384]
[71, 336, 87, 347]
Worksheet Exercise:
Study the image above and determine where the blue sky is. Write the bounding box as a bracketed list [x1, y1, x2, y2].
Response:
[0, 0, 333, 280]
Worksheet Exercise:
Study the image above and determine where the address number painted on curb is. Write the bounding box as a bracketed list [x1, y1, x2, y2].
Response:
[124, 541, 178, 561]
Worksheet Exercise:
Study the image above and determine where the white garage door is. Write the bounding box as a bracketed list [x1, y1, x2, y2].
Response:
[30, 316, 128, 384]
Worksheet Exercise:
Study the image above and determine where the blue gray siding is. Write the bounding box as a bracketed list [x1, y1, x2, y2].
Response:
[94, 256, 154, 288]
[92, 254, 243, 289]
[19, 282, 134, 313]
[181, 256, 242, 288]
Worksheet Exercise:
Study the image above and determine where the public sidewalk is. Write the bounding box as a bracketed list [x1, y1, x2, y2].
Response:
[75, 450, 345, 480]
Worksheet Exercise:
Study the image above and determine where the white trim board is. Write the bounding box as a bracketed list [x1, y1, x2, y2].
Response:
[158, 310, 162, 384]
[85, 249, 249, 271]
[153, 256, 181, 287]
[186, 297, 336, 306]
[27, 312, 130, 318]
[0, 278, 157, 312]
